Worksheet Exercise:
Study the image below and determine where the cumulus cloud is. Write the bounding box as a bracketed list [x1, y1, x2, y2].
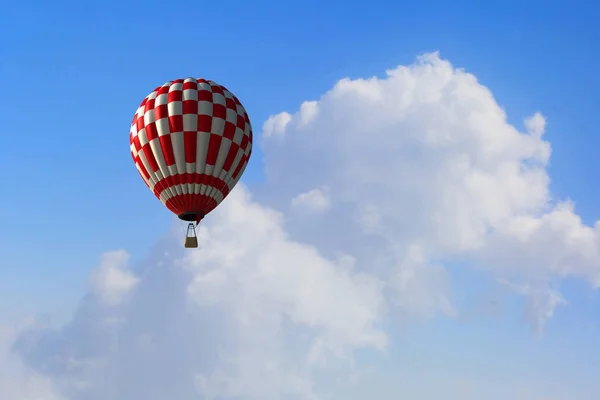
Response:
[6, 52, 600, 399]
[260, 51, 598, 329]
[11, 188, 387, 400]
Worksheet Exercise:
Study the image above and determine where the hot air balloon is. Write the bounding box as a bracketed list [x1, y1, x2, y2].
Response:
[129, 78, 253, 248]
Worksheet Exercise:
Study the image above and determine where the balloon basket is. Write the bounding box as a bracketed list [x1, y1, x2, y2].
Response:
[184, 223, 198, 248]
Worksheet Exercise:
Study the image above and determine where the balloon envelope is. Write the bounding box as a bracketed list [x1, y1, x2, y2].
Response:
[129, 78, 253, 224]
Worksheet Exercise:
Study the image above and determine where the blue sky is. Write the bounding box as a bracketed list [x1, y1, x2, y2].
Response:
[2, 1, 600, 398]
[2, 0, 599, 304]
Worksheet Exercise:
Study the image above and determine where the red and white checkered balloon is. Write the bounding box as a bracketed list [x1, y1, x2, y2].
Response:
[129, 78, 253, 224]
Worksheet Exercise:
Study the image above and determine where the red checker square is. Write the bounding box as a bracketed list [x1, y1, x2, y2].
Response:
[205, 134, 222, 166]
[213, 104, 226, 119]
[145, 122, 159, 141]
[159, 135, 176, 166]
[132, 135, 142, 151]
[183, 81, 197, 90]
[184, 131, 197, 163]
[182, 100, 198, 114]
[168, 90, 183, 102]
[223, 121, 236, 140]
[240, 134, 249, 151]
[136, 115, 146, 132]
[155, 104, 168, 120]
[157, 86, 170, 96]
[198, 114, 212, 132]
[236, 115, 245, 129]
[198, 90, 212, 102]
[169, 115, 184, 132]
[225, 97, 236, 110]
[211, 85, 224, 95]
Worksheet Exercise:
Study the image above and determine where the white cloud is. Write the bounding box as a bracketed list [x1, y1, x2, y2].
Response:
[498, 278, 567, 334]
[262, 112, 291, 138]
[524, 112, 546, 138]
[0, 325, 65, 400]
[291, 186, 332, 213]
[389, 244, 456, 319]
[260, 51, 597, 328]
[6, 52, 600, 399]
[88, 250, 139, 306]
[187, 188, 386, 358]
[8, 188, 387, 400]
